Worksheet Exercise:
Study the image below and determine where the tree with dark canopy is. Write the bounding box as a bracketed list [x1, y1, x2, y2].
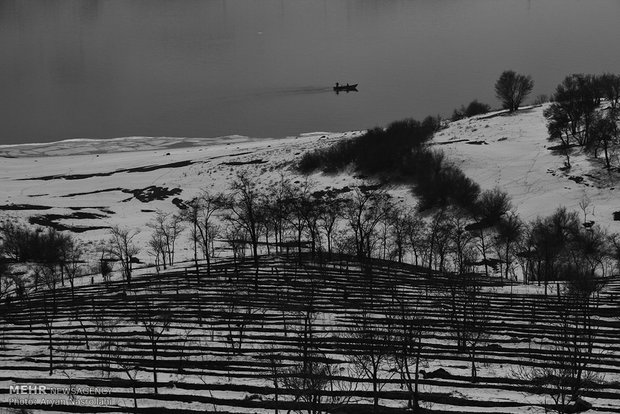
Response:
[494, 70, 534, 112]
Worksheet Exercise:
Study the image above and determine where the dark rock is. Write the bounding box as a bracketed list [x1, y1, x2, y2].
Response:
[567, 397, 592, 413]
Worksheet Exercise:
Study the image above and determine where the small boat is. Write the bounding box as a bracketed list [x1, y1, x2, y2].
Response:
[333, 83, 358, 92]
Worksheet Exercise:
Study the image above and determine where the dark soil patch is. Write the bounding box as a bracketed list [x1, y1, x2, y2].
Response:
[61, 188, 123, 197]
[0, 204, 53, 211]
[209, 151, 253, 160]
[22, 160, 195, 181]
[28, 211, 110, 233]
[568, 175, 584, 184]
[433, 139, 470, 145]
[311, 186, 352, 198]
[63, 186, 181, 203]
[122, 186, 182, 203]
[221, 159, 267, 166]
[67, 206, 113, 214]
[548, 143, 579, 152]
[172, 197, 187, 209]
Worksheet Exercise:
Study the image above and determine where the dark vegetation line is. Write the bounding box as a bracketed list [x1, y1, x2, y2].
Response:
[297, 117, 480, 213]
[21, 160, 195, 181]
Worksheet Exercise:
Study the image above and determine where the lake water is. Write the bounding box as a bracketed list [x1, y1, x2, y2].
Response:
[1, 0, 619, 145]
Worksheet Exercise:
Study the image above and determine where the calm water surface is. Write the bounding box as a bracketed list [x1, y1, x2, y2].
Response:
[1, 0, 619, 145]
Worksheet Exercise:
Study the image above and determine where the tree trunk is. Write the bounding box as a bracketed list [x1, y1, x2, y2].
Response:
[372, 374, 379, 411]
[133, 383, 138, 413]
[48, 332, 54, 376]
[479, 229, 489, 277]
[470, 345, 477, 382]
[414, 334, 421, 410]
[604, 141, 611, 169]
[152, 343, 159, 394]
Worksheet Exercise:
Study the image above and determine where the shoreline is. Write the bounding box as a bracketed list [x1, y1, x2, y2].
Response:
[0, 134, 255, 158]
[0, 131, 355, 158]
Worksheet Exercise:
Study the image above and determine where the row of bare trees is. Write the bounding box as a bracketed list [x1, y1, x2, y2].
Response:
[100, 171, 620, 292]
[2, 172, 618, 307]
[0, 211, 610, 414]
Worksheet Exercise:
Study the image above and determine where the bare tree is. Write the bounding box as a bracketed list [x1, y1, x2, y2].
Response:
[386, 206, 409, 263]
[317, 192, 343, 257]
[297, 180, 323, 257]
[447, 207, 476, 274]
[182, 198, 202, 275]
[469, 188, 512, 277]
[527, 208, 581, 295]
[494, 211, 524, 280]
[226, 172, 264, 289]
[147, 230, 167, 272]
[345, 187, 391, 260]
[134, 298, 172, 395]
[346, 310, 393, 411]
[495, 70, 534, 112]
[546, 74, 599, 148]
[265, 173, 294, 254]
[92, 304, 119, 378]
[404, 210, 427, 267]
[147, 210, 185, 268]
[391, 295, 428, 411]
[545, 103, 575, 168]
[0, 260, 13, 307]
[279, 280, 353, 414]
[114, 340, 140, 413]
[108, 226, 140, 288]
[221, 285, 260, 355]
[196, 192, 225, 277]
[62, 237, 83, 303]
[425, 207, 447, 273]
[266, 349, 284, 413]
[42, 294, 55, 376]
[515, 270, 603, 413]
[589, 111, 619, 170]
[461, 274, 490, 382]
[40, 262, 60, 314]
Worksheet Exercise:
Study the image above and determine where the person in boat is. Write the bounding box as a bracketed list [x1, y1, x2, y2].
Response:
[335, 82, 339, 88]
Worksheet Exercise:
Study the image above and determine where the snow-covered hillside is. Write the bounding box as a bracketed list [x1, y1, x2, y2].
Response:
[436, 105, 620, 229]
[1, 104, 618, 263]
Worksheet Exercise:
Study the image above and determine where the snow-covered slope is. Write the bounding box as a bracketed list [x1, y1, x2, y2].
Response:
[0, 131, 364, 262]
[435, 104, 620, 230]
[1, 104, 618, 264]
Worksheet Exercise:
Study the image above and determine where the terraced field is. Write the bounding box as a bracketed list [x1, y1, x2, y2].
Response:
[1, 254, 619, 413]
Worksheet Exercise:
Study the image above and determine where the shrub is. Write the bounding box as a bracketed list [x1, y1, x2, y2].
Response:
[298, 139, 355, 174]
[451, 100, 491, 121]
[451, 108, 464, 122]
[298, 118, 435, 175]
[464, 100, 491, 117]
[297, 116, 481, 212]
[0, 222, 71, 263]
